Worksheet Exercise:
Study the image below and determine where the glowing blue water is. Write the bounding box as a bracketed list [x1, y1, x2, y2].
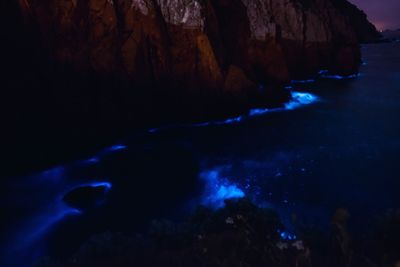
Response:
[82, 157, 100, 164]
[278, 230, 297, 241]
[15, 204, 81, 249]
[248, 108, 270, 116]
[291, 79, 316, 84]
[6, 89, 318, 247]
[221, 116, 246, 125]
[2, 43, 400, 266]
[38, 166, 65, 182]
[137, 90, 319, 131]
[285, 92, 319, 110]
[18, 180, 112, 244]
[0, 159, 113, 264]
[84, 181, 112, 190]
[200, 169, 245, 208]
[291, 69, 362, 82]
[193, 91, 319, 127]
[321, 73, 361, 80]
[3, 165, 82, 261]
[78, 144, 127, 166]
[318, 70, 329, 75]
[105, 144, 127, 153]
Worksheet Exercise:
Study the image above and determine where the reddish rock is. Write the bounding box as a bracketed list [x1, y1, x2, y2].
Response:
[223, 65, 256, 96]
[15, 0, 378, 103]
[333, 45, 362, 75]
[247, 39, 290, 84]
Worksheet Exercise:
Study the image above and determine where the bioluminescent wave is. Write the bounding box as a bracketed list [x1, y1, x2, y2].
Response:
[285, 92, 319, 110]
[290, 79, 316, 84]
[69, 90, 318, 212]
[82, 157, 100, 165]
[8, 201, 81, 257]
[105, 144, 127, 153]
[193, 91, 319, 127]
[141, 91, 319, 133]
[289, 69, 363, 83]
[78, 144, 128, 166]
[200, 169, 245, 209]
[62, 181, 113, 211]
[70, 181, 112, 191]
[1, 196, 81, 267]
[318, 70, 329, 75]
[321, 73, 361, 80]
[246, 91, 318, 116]
[38, 166, 65, 183]
[248, 91, 319, 116]
[8, 179, 112, 256]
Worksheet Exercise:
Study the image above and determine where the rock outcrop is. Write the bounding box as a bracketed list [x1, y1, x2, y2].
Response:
[16, 0, 378, 97]
[0, 0, 382, 187]
[329, 0, 382, 43]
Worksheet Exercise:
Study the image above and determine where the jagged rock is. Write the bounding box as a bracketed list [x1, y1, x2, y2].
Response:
[195, 34, 223, 89]
[333, 45, 361, 75]
[329, 0, 382, 43]
[223, 65, 255, 95]
[16, 0, 379, 97]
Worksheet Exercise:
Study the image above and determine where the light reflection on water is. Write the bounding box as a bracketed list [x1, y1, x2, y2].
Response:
[2, 88, 319, 259]
[193, 91, 319, 127]
[200, 168, 245, 209]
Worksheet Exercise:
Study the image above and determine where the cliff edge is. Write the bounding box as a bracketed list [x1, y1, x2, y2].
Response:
[16, 0, 379, 96]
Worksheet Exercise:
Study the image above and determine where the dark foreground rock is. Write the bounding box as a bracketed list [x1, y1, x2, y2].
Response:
[35, 199, 400, 267]
[63, 184, 110, 210]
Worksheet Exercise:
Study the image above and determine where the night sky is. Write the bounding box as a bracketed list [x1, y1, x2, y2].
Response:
[350, 0, 400, 30]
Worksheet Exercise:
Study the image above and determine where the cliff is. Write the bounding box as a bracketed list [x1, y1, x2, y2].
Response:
[16, 0, 378, 96]
[1, 0, 380, 176]
[329, 0, 382, 43]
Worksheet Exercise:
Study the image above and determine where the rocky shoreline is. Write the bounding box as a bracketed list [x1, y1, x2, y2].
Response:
[2, 0, 379, 176]
[11, 0, 381, 128]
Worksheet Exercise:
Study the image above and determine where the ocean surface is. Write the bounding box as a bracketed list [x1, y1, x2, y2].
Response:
[1, 42, 400, 266]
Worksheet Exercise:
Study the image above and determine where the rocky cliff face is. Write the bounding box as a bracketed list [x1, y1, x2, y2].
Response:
[17, 0, 377, 97]
[329, 0, 382, 43]
[0, 0, 380, 177]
